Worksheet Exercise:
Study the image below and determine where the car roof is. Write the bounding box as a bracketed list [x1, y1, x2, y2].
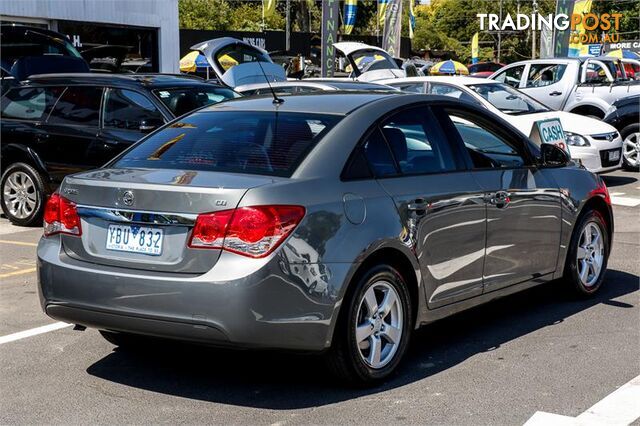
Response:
[237, 80, 395, 91]
[198, 91, 405, 115]
[379, 76, 487, 86]
[23, 73, 225, 89]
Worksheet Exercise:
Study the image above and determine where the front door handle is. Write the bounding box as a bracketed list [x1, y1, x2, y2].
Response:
[549, 91, 563, 96]
[490, 191, 511, 208]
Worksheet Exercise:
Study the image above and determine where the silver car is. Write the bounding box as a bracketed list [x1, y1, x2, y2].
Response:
[38, 92, 613, 384]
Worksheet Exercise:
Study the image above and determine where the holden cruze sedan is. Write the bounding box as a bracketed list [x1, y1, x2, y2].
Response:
[38, 92, 613, 384]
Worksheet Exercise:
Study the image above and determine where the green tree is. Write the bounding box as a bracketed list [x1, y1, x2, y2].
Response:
[179, 0, 232, 30]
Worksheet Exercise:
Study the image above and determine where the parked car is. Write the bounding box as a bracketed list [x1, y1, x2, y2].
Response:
[1, 24, 90, 81]
[38, 92, 613, 385]
[378, 76, 623, 173]
[333, 42, 406, 81]
[603, 94, 640, 171]
[1, 73, 239, 225]
[467, 61, 505, 78]
[235, 79, 397, 96]
[490, 57, 640, 118]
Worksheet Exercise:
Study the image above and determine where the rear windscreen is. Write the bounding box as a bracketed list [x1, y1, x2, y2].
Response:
[114, 111, 341, 177]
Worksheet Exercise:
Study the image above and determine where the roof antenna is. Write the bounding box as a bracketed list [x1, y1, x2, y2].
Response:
[256, 57, 284, 105]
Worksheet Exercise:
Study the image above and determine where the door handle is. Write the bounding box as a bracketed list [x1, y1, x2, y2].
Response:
[490, 191, 511, 208]
[549, 91, 563, 96]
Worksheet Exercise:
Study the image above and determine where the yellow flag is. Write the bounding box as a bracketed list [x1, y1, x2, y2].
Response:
[471, 32, 479, 64]
[263, 0, 277, 17]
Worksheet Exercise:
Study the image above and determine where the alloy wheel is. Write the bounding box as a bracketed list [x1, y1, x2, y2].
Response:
[355, 281, 403, 369]
[2, 171, 37, 219]
[622, 132, 640, 168]
[576, 222, 604, 288]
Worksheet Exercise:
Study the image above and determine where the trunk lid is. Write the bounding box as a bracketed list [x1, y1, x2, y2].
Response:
[59, 168, 277, 274]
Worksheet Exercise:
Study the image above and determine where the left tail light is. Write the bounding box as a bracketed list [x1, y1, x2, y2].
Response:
[43, 193, 82, 236]
[189, 205, 305, 258]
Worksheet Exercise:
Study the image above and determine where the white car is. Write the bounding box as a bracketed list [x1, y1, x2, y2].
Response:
[378, 76, 623, 173]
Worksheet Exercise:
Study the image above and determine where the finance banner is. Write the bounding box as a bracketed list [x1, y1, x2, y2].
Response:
[553, 0, 575, 57]
[381, 0, 402, 58]
[321, 0, 339, 77]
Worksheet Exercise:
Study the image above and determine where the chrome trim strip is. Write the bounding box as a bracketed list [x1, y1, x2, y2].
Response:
[76, 205, 197, 226]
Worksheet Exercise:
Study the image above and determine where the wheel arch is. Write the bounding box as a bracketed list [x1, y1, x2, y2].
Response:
[1, 144, 50, 182]
[327, 245, 422, 347]
[568, 104, 606, 119]
[577, 195, 614, 252]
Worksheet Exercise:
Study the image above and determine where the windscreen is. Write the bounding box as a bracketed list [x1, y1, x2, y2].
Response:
[468, 82, 549, 115]
[114, 111, 341, 177]
[153, 87, 240, 117]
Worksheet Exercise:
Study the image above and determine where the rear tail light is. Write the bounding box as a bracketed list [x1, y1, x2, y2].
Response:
[43, 193, 82, 236]
[189, 205, 305, 258]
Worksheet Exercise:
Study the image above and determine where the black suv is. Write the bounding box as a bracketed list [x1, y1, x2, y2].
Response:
[1, 73, 239, 225]
[603, 95, 640, 171]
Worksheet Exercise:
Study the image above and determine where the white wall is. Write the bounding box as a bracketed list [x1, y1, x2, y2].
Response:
[0, 0, 179, 72]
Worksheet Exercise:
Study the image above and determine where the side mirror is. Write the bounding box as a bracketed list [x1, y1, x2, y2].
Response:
[139, 118, 164, 133]
[540, 143, 570, 167]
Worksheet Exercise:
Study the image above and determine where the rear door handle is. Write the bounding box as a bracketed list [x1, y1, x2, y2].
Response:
[549, 91, 563, 96]
[490, 191, 511, 208]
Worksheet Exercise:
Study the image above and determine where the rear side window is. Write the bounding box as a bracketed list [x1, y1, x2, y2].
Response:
[427, 83, 477, 104]
[104, 89, 164, 130]
[153, 87, 239, 117]
[1, 87, 63, 121]
[493, 65, 524, 88]
[114, 111, 341, 177]
[48, 86, 103, 126]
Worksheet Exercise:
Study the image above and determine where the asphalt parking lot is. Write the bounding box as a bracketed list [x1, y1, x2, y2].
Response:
[0, 169, 638, 425]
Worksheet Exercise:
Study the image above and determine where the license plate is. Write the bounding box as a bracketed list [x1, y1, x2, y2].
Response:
[106, 224, 163, 256]
[609, 150, 621, 161]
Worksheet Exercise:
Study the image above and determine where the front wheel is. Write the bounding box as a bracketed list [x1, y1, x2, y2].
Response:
[326, 265, 412, 385]
[564, 209, 610, 296]
[621, 123, 639, 171]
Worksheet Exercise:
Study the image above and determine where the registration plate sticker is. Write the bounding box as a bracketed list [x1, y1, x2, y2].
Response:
[609, 150, 621, 162]
[106, 224, 163, 256]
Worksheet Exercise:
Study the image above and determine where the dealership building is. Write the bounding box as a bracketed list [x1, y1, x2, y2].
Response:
[0, 0, 179, 73]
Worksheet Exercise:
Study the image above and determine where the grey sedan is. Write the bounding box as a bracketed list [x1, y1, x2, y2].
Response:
[37, 92, 613, 384]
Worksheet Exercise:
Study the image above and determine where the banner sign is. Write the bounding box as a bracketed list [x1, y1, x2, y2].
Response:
[567, 0, 593, 57]
[471, 32, 479, 64]
[540, 24, 553, 58]
[409, 0, 416, 39]
[553, 0, 575, 57]
[382, 0, 402, 58]
[321, 0, 339, 77]
[343, 0, 357, 35]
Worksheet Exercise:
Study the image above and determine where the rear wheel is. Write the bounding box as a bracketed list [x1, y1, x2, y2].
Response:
[1, 162, 47, 226]
[564, 209, 609, 296]
[326, 265, 412, 385]
[620, 123, 639, 171]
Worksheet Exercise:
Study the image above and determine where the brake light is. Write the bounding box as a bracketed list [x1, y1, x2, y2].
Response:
[43, 193, 82, 236]
[189, 205, 305, 258]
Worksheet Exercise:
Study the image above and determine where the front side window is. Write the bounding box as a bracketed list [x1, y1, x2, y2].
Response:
[493, 65, 524, 88]
[154, 87, 239, 117]
[380, 107, 458, 175]
[114, 111, 341, 177]
[468, 83, 549, 115]
[104, 89, 164, 130]
[47, 86, 103, 126]
[445, 111, 525, 169]
[1, 87, 63, 121]
[525, 64, 567, 87]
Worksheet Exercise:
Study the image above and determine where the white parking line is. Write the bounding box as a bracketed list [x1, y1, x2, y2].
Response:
[610, 196, 640, 207]
[524, 374, 640, 426]
[0, 322, 71, 345]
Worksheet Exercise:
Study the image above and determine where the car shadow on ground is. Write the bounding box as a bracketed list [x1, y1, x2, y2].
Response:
[602, 174, 638, 188]
[86, 269, 638, 409]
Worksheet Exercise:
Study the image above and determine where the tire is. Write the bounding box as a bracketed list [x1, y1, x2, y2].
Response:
[1, 162, 48, 226]
[325, 265, 412, 385]
[563, 209, 610, 296]
[620, 123, 639, 172]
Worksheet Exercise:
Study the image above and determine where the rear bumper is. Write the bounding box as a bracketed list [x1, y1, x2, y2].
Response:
[37, 236, 351, 351]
